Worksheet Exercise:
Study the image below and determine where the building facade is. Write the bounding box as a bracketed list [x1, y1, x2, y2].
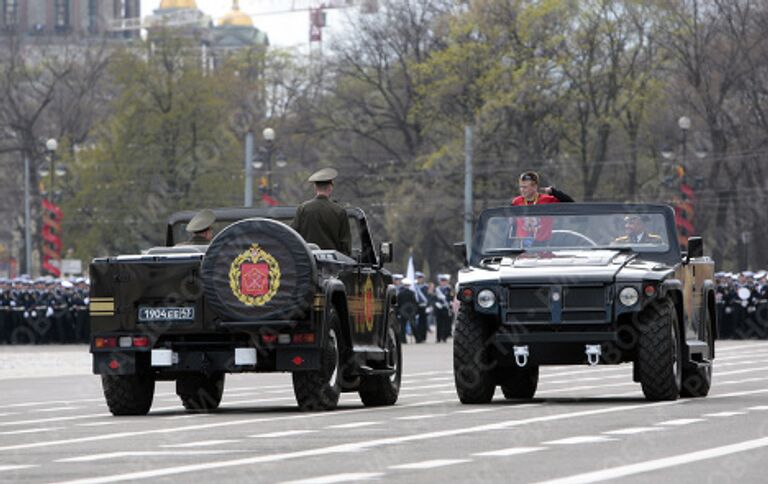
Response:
[0, 1, 141, 39]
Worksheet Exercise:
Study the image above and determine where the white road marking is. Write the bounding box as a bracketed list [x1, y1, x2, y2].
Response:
[718, 377, 768, 385]
[57, 450, 239, 463]
[77, 422, 122, 427]
[389, 459, 471, 470]
[160, 414, 214, 420]
[249, 430, 317, 438]
[656, 418, 705, 426]
[603, 427, 663, 435]
[702, 411, 747, 418]
[0, 465, 38, 472]
[49, 398, 693, 483]
[454, 408, 499, 414]
[325, 422, 380, 429]
[395, 414, 446, 420]
[0, 398, 453, 452]
[31, 407, 82, 413]
[0, 426, 64, 435]
[0, 413, 18, 417]
[473, 447, 546, 457]
[2, 398, 104, 409]
[747, 405, 768, 411]
[543, 436, 617, 445]
[537, 436, 768, 484]
[281, 472, 384, 483]
[219, 397, 296, 405]
[160, 440, 241, 448]
[0, 413, 108, 427]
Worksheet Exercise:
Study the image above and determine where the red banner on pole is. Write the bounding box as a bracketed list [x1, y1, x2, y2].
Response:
[42, 199, 63, 277]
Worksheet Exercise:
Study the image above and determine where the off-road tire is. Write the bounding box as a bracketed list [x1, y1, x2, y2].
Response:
[293, 308, 342, 411]
[453, 304, 496, 404]
[359, 315, 402, 407]
[499, 366, 539, 400]
[638, 299, 682, 401]
[101, 374, 155, 416]
[681, 310, 713, 398]
[177, 373, 225, 412]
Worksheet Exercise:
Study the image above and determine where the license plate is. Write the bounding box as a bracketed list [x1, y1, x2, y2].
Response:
[138, 306, 195, 322]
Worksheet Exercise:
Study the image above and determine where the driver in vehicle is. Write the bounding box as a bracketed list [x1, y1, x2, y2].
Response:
[176, 209, 216, 246]
[613, 214, 663, 245]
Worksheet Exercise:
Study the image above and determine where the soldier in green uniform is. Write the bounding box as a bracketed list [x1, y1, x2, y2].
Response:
[176, 209, 216, 246]
[291, 168, 352, 255]
[613, 214, 663, 245]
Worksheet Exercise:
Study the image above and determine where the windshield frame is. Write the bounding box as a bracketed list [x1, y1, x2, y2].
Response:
[471, 203, 681, 266]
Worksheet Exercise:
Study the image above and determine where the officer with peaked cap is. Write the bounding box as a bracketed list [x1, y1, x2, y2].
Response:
[177, 209, 216, 246]
[291, 168, 351, 255]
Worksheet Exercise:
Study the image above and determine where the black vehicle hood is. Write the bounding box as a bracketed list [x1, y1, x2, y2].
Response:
[460, 250, 650, 285]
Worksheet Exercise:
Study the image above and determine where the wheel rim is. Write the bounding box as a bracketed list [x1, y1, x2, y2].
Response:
[387, 326, 399, 384]
[328, 328, 339, 388]
[672, 320, 680, 387]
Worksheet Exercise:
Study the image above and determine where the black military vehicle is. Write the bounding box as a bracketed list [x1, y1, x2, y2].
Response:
[453, 203, 716, 402]
[89, 207, 400, 415]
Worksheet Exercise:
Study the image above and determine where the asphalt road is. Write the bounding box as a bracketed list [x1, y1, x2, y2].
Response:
[1, 340, 767, 483]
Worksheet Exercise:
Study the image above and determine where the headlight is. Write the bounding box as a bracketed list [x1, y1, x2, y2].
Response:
[619, 287, 639, 307]
[477, 289, 496, 309]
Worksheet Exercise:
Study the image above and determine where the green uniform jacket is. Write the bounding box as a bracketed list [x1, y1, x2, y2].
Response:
[291, 195, 351, 255]
[175, 234, 211, 246]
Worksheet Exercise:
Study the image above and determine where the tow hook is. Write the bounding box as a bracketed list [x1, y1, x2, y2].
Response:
[513, 345, 529, 368]
[585, 345, 602, 366]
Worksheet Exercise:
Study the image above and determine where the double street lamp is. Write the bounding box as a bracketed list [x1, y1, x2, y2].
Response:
[253, 127, 287, 197]
[660, 116, 707, 249]
[244, 127, 287, 207]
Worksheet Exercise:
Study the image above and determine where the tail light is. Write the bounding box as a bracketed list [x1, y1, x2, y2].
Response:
[94, 336, 150, 348]
[262, 334, 278, 344]
[94, 337, 117, 349]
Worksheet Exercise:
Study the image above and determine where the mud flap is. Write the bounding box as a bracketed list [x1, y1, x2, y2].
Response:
[277, 348, 321, 371]
[93, 352, 136, 375]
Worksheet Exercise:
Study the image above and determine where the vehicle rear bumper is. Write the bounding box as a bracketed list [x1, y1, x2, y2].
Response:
[93, 346, 321, 376]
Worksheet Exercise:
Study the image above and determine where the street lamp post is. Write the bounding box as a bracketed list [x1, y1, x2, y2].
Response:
[23, 155, 31, 275]
[661, 116, 698, 249]
[262, 127, 275, 196]
[46, 138, 58, 198]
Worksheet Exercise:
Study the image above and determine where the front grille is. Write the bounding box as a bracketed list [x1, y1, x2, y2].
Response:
[507, 285, 610, 324]
[563, 286, 604, 308]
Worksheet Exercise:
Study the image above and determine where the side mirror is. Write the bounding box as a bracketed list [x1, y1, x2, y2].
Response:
[454, 242, 468, 268]
[378, 242, 393, 264]
[687, 236, 703, 259]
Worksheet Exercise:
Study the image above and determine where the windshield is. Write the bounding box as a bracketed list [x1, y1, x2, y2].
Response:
[480, 212, 671, 254]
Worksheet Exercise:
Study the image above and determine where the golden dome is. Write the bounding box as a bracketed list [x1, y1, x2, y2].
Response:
[159, 0, 198, 10]
[219, 0, 254, 27]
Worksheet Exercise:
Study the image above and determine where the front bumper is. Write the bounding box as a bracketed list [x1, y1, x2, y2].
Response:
[493, 331, 622, 366]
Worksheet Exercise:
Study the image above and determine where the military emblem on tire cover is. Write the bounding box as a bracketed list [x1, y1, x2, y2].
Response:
[229, 243, 281, 306]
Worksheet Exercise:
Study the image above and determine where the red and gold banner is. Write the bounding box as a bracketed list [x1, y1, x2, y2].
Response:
[42, 198, 63, 277]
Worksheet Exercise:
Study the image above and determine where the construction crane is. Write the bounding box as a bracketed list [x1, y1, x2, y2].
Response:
[245, 0, 378, 45]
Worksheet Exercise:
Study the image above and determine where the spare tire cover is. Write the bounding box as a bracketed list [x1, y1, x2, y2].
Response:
[202, 218, 316, 321]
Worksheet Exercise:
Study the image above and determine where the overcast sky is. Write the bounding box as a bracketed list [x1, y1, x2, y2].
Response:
[139, 0, 351, 49]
